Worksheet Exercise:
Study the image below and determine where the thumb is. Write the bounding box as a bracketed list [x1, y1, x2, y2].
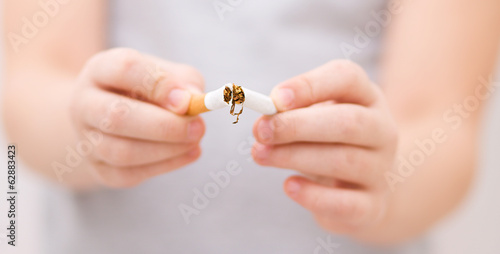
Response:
[271, 60, 376, 112]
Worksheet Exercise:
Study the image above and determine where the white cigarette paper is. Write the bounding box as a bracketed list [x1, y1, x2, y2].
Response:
[204, 86, 231, 111]
[240, 87, 278, 115]
[205, 84, 278, 115]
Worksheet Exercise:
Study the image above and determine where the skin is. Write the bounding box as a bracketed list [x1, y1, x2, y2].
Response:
[3, 0, 500, 245]
[2, 1, 205, 189]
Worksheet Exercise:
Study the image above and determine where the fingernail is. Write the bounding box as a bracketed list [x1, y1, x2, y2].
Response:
[286, 180, 301, 198]
[187, 120, 203, 141]
[257, 119, 274, 143]
[167, 88, 190, 112]
[276, 88, 294, 110]
[252, 142, 270, 162]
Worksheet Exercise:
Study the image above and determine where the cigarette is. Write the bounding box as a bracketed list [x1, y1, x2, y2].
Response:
[186, 86, 231, 115]
[242, 87, 278, 115]
[186, 84, 278, 117]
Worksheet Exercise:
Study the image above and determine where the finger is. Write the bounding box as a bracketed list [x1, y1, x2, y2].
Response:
[284, 176, 378, 227]
[82, 48, 205, 114]
[270, 60, 378, 111]
[79, 88, 205, 143]
[253, 104, 389, 147]
[91, 147, 201, 188]
[92, 133, 198, 167]
[252, 142, 379, 185]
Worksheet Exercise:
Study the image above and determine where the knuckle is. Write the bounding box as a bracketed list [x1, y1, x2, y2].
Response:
[176, 64, 205, 87]
[148, 73, 176, 103]
[156, 118, 185, 141]
[273, 113, 295, 141]
[286, 114, 299, 139]
[336, 109, 363, 138]
[108, 48, 143, 76]
[342, 149, 366, 179]
[295, 75, 316, 104]
[271, 114, 288, 133]
[327, 60, 364, 85]
[326, 149, 356, 179]
[108, 141, 134, 166]
[103, 106, 128, 133]
[333, 194, 363, 219]
[93, 140, 108, 159]
[350, 109, 366, 130]
[95, 138, 134, 167]
[343, 150, 358, 168]
[309, 192, 327, 212]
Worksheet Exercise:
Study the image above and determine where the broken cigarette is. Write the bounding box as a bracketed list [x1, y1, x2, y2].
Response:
[186, 83, 277, 123]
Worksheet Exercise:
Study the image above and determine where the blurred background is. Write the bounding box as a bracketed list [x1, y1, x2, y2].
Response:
[1, 2, 500, 254]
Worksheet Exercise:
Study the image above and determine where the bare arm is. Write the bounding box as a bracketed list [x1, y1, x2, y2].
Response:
[2, 1, 205, 190]
[250, 0, 500, 245]
[2, 0, 107, 188]
[376, 0, 500, 243]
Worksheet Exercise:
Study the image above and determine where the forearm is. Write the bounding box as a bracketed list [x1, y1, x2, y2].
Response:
[2, 0, 106, 189]
[355, 0, 500, 244]
[2, 67, 98, 189]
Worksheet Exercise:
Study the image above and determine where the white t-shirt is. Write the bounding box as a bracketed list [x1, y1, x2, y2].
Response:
[45, 1, 428, 253]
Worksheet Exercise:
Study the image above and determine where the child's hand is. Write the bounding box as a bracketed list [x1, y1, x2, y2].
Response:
[71, 48, 205, 188]
[252, 60, 398, 237]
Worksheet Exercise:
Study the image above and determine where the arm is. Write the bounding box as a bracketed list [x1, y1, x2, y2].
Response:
[377, 0, 500, 243]
[251, 0, 500, 245]
[2, 1, 205, 190]
[2, 0, 107, 188]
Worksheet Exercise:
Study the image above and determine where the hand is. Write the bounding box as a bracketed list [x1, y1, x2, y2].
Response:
[252, 60, 398, 237]
[71, 48, 205, 188]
